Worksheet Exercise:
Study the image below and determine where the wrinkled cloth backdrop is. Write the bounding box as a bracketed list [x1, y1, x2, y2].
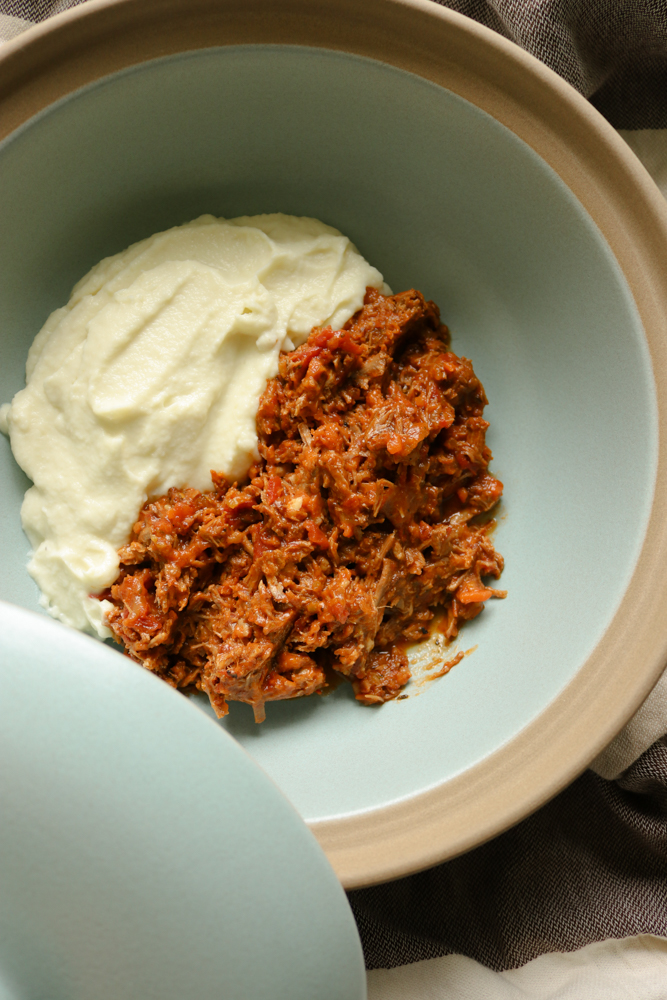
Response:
[2, 1, 667, 996]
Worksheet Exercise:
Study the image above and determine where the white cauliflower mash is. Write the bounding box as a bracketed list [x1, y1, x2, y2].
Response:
[1, 214, 387, 636]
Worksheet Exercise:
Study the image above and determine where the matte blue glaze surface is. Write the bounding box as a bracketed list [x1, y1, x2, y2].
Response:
[0, 602, 365, 1000]
[0, 47, 657, 821]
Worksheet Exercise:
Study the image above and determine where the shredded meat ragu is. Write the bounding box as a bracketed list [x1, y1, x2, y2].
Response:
[103, 288, 505, 721]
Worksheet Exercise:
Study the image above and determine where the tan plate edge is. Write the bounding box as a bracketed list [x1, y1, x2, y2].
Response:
[2, 0, 667, 888]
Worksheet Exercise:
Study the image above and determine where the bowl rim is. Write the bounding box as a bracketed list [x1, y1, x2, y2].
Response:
[2, 0, 667, 889]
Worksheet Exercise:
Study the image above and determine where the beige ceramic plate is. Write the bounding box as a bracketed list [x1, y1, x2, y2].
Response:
[1, 0, 667, 888]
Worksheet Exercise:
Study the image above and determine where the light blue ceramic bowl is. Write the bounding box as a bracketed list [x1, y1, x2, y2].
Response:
[1, 0, 667, 886]
[0, 602, 365, 1000]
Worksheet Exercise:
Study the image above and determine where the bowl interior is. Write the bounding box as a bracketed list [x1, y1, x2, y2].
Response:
[0, 45, 656, 823]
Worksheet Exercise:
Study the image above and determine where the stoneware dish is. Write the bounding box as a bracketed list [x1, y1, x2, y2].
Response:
[1, 0, 667, 889]
[0, 601, 365, 1000]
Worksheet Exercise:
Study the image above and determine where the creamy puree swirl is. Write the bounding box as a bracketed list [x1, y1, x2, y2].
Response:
[2, 214, 387, 636]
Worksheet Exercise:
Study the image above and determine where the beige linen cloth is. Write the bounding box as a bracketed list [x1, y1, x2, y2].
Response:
[368, 934, 667, 998]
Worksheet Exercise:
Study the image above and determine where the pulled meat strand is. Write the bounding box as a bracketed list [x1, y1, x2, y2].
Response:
[104, 288, 505, 722]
